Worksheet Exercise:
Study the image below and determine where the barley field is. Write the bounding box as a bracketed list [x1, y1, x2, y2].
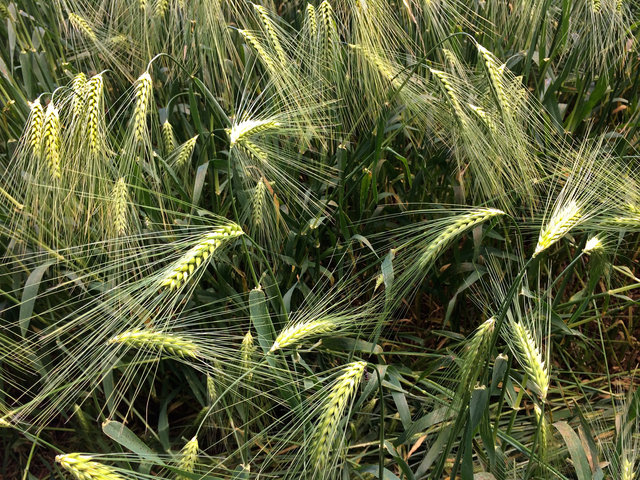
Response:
[0, 1, 640, 479]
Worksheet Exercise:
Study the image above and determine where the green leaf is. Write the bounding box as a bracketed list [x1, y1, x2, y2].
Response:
[553, 421, 592, 480]
[249, 287, 275, 354]
[19, 260, 55, 336]
[359, 465, 402, 480]
[102, 420, 163, 465]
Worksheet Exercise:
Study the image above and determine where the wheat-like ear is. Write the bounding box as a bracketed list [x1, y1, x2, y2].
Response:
[43, 104, 62, 181]
[583, 235, 604, 255]
[311, 361, 367, 470]
[110, 178, 129, 237]
[417, 208, 504, 269]
[162, 120, 177, 153]
[318, 0, 338, 41]
[133, 72, 153, 143]
[306, 3, 318, 37]
[622, 456, 634, 480]
[26, 99, 44, 154]
[238, 29, 279, 72]
[206, 373, 217, 405]
[160, 224, 244, 289]
[429, 68, 468, 126]
[70, 73, 87, 117]
[458, 317, 495, 394]
[511, 321, 549, 401]
[270, 319, 336, 353]
[68, 13, 97, 41]
[533, 200, 582, 257]
[477, 44, 510, 115]
[176, 436, 198, 480]
[174, 135, 198, 167]
[86, 74, 104, 156]
[241, 331, 255, 371]
[155, 0, 169, 17]
[253, 3, 287, 65]
[228, 119, 281, 148]
[56, 453, 125, 480]
[467, 103, 498, 134]
[108, 329, 199, 358]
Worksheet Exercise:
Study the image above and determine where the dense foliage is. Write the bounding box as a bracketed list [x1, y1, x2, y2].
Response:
[1, 0, 640, 478]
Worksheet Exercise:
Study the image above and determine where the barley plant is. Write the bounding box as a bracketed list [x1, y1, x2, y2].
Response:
[2, 1, 640, 479]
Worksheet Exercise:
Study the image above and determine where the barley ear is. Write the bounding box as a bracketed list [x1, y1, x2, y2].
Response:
[429, 68, 467, 126]
[43, 104, 62, 181]
[459, 317, 495, 393]
[253, 3, 287, 64]
[162, 120, 177, 153]
[86, 74, 104, 156]
[228, 119, 281, 149]
[160, 224, 244, 290]
[56, 453, 126, 480]
[418, 208, 504, 269]
[133, 72, 153, 143]
[111, 178, 129, 237]
[270, 319, 336, 353]
[70, 73, 87, 117]
[26, 99, 44, 154]
[175, 136, 198, 167]
[241, 331, 255, 373]
[155, 0, 169, 17]
[311, 361, 367, 470]
[306, 3, 317, 37]
[176, 436, 198, 480]
[512, 321, 549, 401]
[252, 179, 266, 227]
[533, 200, 582, 257]
[68, 13, 97, 41]
[108, 329, 199, 358]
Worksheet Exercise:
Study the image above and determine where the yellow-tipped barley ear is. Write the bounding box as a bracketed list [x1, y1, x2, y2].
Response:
[311, 361, 367, 469]
[162, 120, 177, 153]
[160, 224, 244, 290]
[418, 208, 504, 268]
[27, 99, 44, 154]
[306, 3, 317, 37]
[533, 200, 582, 257]
[43, 103, 62, 181]
[86, 74, 104, 156]
[70, 73, 87, 117]
[56, 453, 126, 480]
[155, 0, 169, 17]
[175, 136, 198, 167]
[270, 319, 336, 353]
[176, 436, 198, 480]
[68, 13, 97, 41]
[133, 72, 153, 143]
[111, 178, 129, 237]
[512, 322, 549, 401]
[108, 329, 199, 358]
[228, 119, 281, 148]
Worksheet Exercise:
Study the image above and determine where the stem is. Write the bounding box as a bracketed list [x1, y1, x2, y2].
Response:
[227, 151, 259, 288]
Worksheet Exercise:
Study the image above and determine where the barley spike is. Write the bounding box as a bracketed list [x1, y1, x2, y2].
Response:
[108, 328, 199, 358]
[56, 453, 126, 480]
